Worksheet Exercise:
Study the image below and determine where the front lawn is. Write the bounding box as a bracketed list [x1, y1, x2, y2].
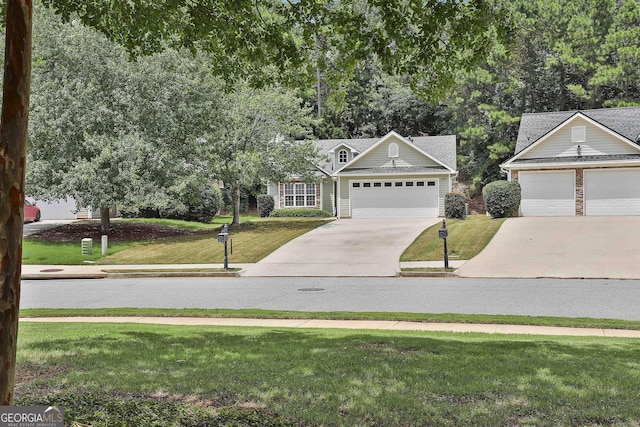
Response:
[23, 218, 330, 265]
[102, 218, 330, 264]
[402, 214, 506, 261]
[16, 322, 640, 426]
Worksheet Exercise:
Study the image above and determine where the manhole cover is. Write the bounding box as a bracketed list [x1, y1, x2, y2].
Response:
[40, 268, 64, 273]
[298, 288, 325, 292]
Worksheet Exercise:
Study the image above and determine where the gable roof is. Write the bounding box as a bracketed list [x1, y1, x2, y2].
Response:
[314, 131, 457, 173]
[514, 106, 640, 155]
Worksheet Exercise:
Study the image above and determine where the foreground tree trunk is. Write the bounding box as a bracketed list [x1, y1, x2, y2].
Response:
[0, 0, 33, 405]
[232, 185, 241, 226]
[100, 206, 111, 234]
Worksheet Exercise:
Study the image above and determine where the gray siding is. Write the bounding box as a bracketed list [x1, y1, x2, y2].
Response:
[522, 117, 640, 159]
[322, 179, 334, 214]
[347, 135, 440, 169]
[266, 183, 280, 208]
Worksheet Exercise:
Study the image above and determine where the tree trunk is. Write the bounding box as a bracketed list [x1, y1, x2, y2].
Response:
[100, 206, 111, 234]
[232, 185, 241, 226]
[0, 0, 32, 405]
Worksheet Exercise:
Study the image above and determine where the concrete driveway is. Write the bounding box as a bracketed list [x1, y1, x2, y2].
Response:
[455, 216, 640, 279]
[242, 218, 441, 277]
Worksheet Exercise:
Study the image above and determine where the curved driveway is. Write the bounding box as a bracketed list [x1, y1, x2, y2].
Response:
[455, 216, 640, 279]
[242, 218, 440, 277]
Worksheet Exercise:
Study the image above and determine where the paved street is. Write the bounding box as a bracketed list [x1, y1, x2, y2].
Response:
[20, 276, 640, 321]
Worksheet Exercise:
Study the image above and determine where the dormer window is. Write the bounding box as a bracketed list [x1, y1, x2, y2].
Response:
[572, 126, 586, 143]
[388, 142, 399, 158]
[338, 149, 348, 163]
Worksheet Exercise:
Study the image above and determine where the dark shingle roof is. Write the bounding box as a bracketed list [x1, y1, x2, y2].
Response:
[314, 133, 457, 172]
[515, 107, 640, 155]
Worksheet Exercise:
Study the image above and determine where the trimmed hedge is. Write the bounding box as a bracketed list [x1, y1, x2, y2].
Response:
[482, 180, 521, 218]
[445, 193, 467, 219]
[270, 209, 333, 218]
[257, 195, 275, 218]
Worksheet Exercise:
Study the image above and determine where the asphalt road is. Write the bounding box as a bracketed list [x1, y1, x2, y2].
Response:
[20, 277, 640, 321]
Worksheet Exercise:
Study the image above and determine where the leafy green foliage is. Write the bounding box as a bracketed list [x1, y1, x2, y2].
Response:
[27, 7, 221, 221]
[269, 209, 333, 218]
[445, 193, 467, 219]
[38, 0, 512, 100]
[203, 81, 321, 225]
[483, 181, 521, 218]
[257, 195, 275, 218]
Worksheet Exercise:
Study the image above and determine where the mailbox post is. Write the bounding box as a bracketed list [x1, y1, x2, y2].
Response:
[217, 224, 229, 270]
[438, 219, 449, 269]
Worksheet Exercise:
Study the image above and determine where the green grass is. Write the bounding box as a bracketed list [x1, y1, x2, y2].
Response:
[102, 218, 330, 264]
[22, 240, 134, 265]
[23, 218, 330, 265]
[19, 308, 640, 330]
[402, 214, 507, 261]
[211, 214, 260, 224]
[16, 322, 640, 426]
[119, 217, 221, 231]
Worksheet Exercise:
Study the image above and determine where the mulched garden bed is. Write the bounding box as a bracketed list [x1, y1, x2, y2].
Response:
[29, 221, 193, 242]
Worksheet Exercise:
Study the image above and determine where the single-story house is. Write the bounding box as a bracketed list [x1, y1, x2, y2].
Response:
[501, 106, 640, 216]
[267, 131, 457, 218]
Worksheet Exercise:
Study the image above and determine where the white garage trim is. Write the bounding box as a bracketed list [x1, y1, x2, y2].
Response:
[584, 168, 640, 216]
[519, 170, 576, 216]
[349, 179, 439, 218]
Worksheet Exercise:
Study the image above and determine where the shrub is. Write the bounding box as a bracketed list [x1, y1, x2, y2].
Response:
[269, 209, 333, 218]
[257, 195, 275, 218]
[482, 180, 521, 218]
[445, 193, 467, 219]
[131, 185, 223, 223]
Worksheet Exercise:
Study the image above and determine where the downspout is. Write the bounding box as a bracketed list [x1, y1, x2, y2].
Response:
[336, 176, 341, 218]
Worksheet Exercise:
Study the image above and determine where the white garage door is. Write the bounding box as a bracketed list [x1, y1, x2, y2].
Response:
[519, 171, 575, 216]
[584, 169, 640, 216]
[350, 180, 438, 218]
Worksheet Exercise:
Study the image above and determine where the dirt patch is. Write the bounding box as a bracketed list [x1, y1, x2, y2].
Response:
[28, 221, 193, 243]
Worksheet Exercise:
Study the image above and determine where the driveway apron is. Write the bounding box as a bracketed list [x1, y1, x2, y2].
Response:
[455, 216, 640, 279]
[242, 218, 440, 277]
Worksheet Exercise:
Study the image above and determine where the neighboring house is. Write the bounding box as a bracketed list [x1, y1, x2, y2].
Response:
[267, 131, 457, 218]
[28, 197, 116, 220]
[501, 106, 640, 216]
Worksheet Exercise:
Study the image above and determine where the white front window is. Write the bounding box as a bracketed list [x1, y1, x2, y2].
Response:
[284, 183, 316, 207]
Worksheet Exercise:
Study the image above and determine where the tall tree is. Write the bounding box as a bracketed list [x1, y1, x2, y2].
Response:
[205, 81, 321, 225]
[590, 0, 640, 106]
[0, 0, 31, 406]
[27, 8, 223, 232]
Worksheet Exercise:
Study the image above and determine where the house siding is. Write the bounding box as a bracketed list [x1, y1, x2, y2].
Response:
[322, 179, 334, 214]
[521, 117, 638, 159]
[347, 135, 440, 169]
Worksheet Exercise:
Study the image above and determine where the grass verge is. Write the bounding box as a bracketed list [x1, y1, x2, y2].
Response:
[22, 240, 134, 265]
[401, 214, 506, 261]
[19, 308, 640, 330]
[16, 322, 640, 426]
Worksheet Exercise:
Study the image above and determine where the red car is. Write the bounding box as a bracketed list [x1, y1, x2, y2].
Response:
[24, 200, 41, 223]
